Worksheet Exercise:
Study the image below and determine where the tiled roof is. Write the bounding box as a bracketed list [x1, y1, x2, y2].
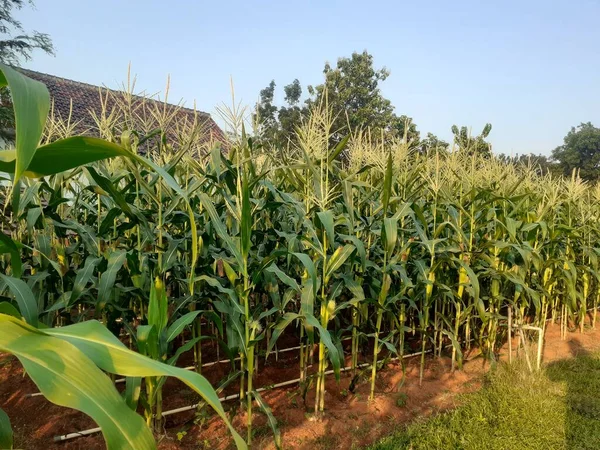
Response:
[18, 68, 226, 149]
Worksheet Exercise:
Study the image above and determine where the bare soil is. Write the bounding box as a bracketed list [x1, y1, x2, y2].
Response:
[2, 318, 600, 450]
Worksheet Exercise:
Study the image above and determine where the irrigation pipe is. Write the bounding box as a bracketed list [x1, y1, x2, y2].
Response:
[53, 346, 435, 443]
[53, 306, 600, 443]
[26, 335, 360, 398]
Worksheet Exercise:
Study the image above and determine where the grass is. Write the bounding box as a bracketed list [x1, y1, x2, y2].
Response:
[369, 350, 600, 450]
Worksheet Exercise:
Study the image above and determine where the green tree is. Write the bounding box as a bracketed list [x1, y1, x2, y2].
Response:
[394, 114, 420, 144]
[0, 0, 54, 65]
[498, 153, 561, 177]
[552, 122, 600, 180]
[254, 79, 308, 149]
[254, 51, 419, 149]
[452, 123, 492, 157]
[0, 0, 54, 143]
[307, 51, 400, 142]
[419, 132, 449, 154]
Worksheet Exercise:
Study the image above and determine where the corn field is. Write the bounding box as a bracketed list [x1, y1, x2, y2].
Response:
[0, 65, 599, 450]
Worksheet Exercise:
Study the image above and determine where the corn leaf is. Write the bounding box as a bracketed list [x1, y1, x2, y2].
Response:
[97, 250, 126, 308]
[0, 407, 12, 450]
[0, 274, 38, 327]
[0, 64, 49, 182]
[0, 315, 155, 450]
[44, 320, 247, 450]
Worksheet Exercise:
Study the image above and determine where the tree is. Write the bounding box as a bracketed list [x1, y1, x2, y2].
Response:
[0, 0, 54, 143]
[452, 123, 492, 157]
[419, 132, 449, 154]
[394, 114, 420, 145]
[255, 51, 420, 149]
[253, 79, 308, 149]
[552, 122, 600, 181]
[498, 153, 561, 177]
[307, 51, 401, 143]
[0, 0, 54, 66]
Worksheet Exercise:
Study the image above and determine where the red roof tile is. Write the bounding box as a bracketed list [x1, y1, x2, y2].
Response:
[18, 68, 226, 150]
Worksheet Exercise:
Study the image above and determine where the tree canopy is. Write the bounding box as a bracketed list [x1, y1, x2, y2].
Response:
[0, 0, 54, 65]
[552, 122, 600, 181]
[451, 123, 493, 157]
[254, 51, 421, 149]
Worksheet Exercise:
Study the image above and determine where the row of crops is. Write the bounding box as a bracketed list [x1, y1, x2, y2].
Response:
[0, 66, 598, 450]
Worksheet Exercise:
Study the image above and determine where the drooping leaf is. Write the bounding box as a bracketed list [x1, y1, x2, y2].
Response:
[0, 315, 155, 450]
[0, 274, 38, 327]
[44, 320, 246, 449]
[97, 250, 127, 309]
[325, 244, 356, 283]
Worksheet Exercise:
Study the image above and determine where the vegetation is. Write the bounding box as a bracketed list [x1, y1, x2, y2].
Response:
[552, 122, 600, 181]
[370, 352, 600, 450]
[1, 62, 600, 450]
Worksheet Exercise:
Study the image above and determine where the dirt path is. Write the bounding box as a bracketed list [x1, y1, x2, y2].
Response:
[2, 320, 600, 450]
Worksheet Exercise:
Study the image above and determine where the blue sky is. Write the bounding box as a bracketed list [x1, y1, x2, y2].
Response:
[16, 0, 600, 155]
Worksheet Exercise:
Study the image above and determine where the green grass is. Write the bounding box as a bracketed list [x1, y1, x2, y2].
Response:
[369, 350, 600, 450]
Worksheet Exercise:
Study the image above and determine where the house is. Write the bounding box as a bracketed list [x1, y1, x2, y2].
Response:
[17, 69, 227, 152]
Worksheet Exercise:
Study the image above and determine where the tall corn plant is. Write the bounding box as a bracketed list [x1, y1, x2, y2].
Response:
[0, 64, 246, 450]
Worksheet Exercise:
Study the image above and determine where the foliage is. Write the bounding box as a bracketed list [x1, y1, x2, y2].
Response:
[2, 63, 600, 449]
[552, 122, 600, 181]
[254, 51, 420, 148]
[0, 0, 54, 65]
[254, 79, 307, 149]
[419, 132, 449, 154]
[451, 123, 493, 157]
[498, 152, 561, 177]
[0, 63, 245, 450]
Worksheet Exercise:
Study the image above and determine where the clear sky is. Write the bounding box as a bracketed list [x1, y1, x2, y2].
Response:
[16, 0, 600, 155]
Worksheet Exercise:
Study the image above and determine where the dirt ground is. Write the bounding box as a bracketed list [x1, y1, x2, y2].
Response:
[2, 316, 600, 450]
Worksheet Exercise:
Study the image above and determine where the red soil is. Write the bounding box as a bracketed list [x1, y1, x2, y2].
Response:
[2, 319, 600, 450]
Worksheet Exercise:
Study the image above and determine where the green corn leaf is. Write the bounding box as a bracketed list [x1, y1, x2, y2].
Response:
[86, 167, 132, 215]
[97, 250, 126, 309]
[339, 234, 366, 272]
[382, 150, 393, 215]
[166, 310, 201, 343]
[124, 377, 141, 411]
[252, 390, 281, 449]
[317, 210, 335, 250]
[304, 313, 341, 380]
[240, 169, 252, 260]
[328, 134, 350, 163]
[136, 324, 159, 360]
[0, 302, 21, 319]
[267, 312, 300, 356]
[44, 320, 247, 450]
[265, 264, 300, 292]
[0, 233, 22, 278]
[0, 314, 155, 450]
[0, 137, 131, 177]
[210, 144, 221, 179]
[70, 256, 101, 305]
[292, 252, 318, 294]
[0, 63, 50, 182]
[325, 244, 356, 283]
[382, 217, 398, 255]
[199, 193, 243, 269]
[0, 274, 38, 327]
[0, 406, 12, 450]
[148, 277, 168, 333]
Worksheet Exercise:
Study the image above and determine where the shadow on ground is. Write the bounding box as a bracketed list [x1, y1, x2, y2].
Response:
[546, 339, 600, 450]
